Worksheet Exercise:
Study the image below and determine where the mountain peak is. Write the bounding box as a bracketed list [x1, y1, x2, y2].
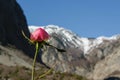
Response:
[29, 25, 120, 54]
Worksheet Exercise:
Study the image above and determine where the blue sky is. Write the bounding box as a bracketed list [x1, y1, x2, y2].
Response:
[17, 0, 120, 38]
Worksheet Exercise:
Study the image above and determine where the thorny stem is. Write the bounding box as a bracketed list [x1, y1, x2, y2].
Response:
[32, 42, 39, 80]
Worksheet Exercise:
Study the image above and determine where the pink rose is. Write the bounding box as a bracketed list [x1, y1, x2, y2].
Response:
[30, 28, 50, 42]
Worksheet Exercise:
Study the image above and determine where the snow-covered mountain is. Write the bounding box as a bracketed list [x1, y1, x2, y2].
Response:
[29, 25, 120, 54]
[28, 25, 120, 79]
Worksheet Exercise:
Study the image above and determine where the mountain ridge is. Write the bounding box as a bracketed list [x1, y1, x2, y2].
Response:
[29, 25, 120, 54]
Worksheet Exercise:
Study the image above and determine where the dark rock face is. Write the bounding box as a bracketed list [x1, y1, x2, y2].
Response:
[0, 0, 44, 64]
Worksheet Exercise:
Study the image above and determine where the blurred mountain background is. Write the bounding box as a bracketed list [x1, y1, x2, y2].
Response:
[0, 0, 120, 80]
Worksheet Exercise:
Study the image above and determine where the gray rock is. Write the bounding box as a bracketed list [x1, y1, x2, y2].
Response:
[91, 44, 120, 80]
[42, 31, 120, 79]
[42, 33, 91, 77]
[0, 45, 33, 69]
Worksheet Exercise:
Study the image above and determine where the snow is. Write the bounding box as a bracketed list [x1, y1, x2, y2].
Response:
[28, 25, 119, 54]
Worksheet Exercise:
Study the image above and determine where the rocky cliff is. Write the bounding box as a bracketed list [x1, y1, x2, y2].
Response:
[0, 0, 45, 64]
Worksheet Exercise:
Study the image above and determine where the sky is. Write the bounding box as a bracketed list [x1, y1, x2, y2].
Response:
[17, 0, 120, 38]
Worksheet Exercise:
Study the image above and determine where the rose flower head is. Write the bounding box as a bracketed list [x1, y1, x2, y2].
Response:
[30, 28, 50, 42]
